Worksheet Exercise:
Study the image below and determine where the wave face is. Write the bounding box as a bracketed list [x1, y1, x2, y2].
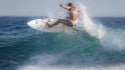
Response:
[0, 16, 125, 70]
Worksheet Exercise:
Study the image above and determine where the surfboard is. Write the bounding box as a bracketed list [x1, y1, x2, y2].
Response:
[27, 18, 71, 32]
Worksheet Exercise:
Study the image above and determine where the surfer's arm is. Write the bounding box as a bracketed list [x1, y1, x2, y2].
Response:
[60, 4, 70, 10]
[77, 7, 86, 13]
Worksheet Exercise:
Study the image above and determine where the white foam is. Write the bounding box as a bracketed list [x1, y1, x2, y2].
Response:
[81, 11, 125, 50]
[82, 13, 105, 39]
[28, 54, 58, 66]
[18, 65, 125, 70]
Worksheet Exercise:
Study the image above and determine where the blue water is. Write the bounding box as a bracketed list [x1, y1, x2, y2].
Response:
[0, 16, 125, 70]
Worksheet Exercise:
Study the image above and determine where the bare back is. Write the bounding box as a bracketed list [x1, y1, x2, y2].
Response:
[69, 7, 78, 21]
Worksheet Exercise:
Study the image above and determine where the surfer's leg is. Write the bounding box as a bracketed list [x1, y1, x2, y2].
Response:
[51, 19, 73, 27]
[46, 19, 73, 28]
[46, 22, 52, 28]
[45, 19, 59, 28]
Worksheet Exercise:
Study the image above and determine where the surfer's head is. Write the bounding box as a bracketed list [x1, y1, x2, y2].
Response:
[67, 3, 75, 8]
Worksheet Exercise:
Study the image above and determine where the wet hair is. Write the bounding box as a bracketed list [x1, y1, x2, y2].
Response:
[67, 3, 75, 10]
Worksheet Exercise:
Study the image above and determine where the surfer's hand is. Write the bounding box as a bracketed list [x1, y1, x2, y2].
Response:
[60, 4, 63, 7]
[78, 7, 86, 13]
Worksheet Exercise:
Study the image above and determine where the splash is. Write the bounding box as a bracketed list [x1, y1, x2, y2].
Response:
[81, 13, 105, 39]
[81, 12, 125, 50]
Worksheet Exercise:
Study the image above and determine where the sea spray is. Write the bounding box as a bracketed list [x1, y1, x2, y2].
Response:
[81, 12, 125, 50]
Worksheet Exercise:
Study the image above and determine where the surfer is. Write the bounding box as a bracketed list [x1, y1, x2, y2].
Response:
[46, 3, 84, 28]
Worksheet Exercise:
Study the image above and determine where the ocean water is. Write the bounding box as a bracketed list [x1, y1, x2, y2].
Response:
[0, 16, 125, 70]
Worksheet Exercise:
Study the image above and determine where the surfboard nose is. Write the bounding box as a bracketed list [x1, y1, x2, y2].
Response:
[27, 19, 37, 28]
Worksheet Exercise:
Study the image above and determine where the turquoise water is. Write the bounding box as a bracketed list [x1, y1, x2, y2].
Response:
[0, 17, 125, 70]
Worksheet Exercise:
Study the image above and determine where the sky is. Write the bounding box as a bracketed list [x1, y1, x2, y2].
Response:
[0, 0, 125, 17]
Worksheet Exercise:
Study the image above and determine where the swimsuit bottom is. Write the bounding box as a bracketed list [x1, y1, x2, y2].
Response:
[69, 19, 78, 26]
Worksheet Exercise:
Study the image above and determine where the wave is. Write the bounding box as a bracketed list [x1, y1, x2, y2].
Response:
[81, 12, 125, 50]
[17, 3, 125, 68]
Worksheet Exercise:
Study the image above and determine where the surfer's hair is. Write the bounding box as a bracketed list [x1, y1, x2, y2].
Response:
[67, 3, 75, 9]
